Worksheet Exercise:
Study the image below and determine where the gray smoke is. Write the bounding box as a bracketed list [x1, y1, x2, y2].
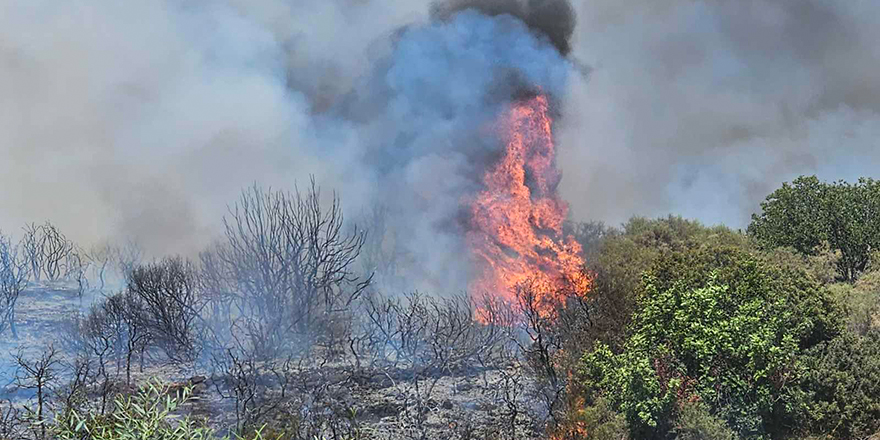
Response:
[557, 1, 880, 227]
[0, 0, 431, 255]
[1, 0, 878, 287]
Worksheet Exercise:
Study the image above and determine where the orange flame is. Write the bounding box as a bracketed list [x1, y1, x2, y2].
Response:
[467, 94, 589, 318]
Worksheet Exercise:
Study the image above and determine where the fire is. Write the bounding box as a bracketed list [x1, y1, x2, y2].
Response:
[467, 94, 590, 318]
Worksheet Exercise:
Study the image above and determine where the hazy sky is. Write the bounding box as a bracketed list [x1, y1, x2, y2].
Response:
[1, 0, 878, 258]
[559, 0, 880, 227]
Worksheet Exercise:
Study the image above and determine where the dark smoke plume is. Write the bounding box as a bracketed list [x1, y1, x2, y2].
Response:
[431, 0, 576, 56]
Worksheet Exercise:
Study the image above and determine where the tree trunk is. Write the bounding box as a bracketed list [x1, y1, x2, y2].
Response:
[126, 347, 133, 386]
[9, 308, 17, 339]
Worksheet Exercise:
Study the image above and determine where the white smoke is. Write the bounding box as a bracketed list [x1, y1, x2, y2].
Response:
[0, 1, 324, 255]
[3, 0, 879, 289]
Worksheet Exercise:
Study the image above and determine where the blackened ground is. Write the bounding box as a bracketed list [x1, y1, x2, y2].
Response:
[0, 286, 551, 440]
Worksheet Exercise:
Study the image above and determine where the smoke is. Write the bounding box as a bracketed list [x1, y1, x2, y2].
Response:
[329, 6, 574, 291]
[0, 0, 578, 294]
[557, 0, 880, 227]
[0, 0, 431, 256]
[431, 0, 576, 56]
[2, 0, 878, 291]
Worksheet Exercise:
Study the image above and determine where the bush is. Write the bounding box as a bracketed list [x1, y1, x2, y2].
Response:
[552, 397, 629, 440]
[51, 379, 332, 440]
[828, 269, 880, 335]
[564, 217, 751, 355]
[674, 401, 737, 440]
[798, 330, 880, 439]
[200, 181, 370, 358]
[580, 246, 842, 439]
[20, 221, 83, 284]
[54, 380, 216, 440]
[126, 257, 204, 363]
[0, 231, 27, 337]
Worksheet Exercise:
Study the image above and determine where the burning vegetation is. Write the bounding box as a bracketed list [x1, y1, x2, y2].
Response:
[468, 94, 590, 317]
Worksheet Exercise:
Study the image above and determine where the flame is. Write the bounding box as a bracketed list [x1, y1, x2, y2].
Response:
[467, 94, 590, 318]
[549, 396, 592, 440]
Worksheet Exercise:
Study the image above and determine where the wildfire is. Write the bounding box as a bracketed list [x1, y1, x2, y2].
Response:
[467, 94, 590, 318]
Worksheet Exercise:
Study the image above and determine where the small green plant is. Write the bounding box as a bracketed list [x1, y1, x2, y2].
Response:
[52, 379, 216, 440]
[47, 379, 364, 440]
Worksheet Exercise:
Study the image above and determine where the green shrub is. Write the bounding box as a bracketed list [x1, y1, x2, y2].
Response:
[828, 269, 880, 335]
[52, 380, 217, 440]
[580, 246, 842, 439]
[49, 380, 316, 440]
[553, 397, 629, 440]
[674, 401, 737, 440]
[798, 330, 880, 438]
[749, 176, 880, 282]
[566, 216, 750, 355]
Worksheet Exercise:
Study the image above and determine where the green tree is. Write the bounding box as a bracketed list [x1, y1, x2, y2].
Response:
[749, 176, 880, 282]
[565, 216, 750, 354]
[580, 246, 842, 439]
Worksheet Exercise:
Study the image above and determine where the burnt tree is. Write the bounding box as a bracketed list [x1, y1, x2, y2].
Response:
[98, 292, 150, 387]
[0, 232, 27, 338]
[19, 221, 81, 284]
[14, 344, 61, 440]
[202, 180, 371, 358]
[126, 257, 204, 364]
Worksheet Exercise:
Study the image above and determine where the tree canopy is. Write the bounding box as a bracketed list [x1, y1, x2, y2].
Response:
[579, 246, 843, 439]
[748, 176, 880, 282]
